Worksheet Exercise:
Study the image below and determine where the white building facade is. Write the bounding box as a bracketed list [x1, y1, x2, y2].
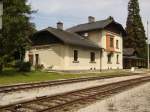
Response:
[25, 17, 125, 71]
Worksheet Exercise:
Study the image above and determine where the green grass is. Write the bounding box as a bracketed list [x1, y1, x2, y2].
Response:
[0, 68, 133, 86]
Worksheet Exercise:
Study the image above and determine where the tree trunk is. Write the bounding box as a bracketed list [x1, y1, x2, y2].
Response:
[0, 63, 3, 72]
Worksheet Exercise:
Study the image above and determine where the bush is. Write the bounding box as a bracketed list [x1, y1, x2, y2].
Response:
[35, 64, 44, 70]
[5, 61, 16, 68]
[15, 61, 31, 72]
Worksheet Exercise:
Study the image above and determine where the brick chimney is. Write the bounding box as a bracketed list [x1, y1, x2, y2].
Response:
[57, 21, 63, 30]
[88, 16, 95, 23]
[108, 16, 114, 21]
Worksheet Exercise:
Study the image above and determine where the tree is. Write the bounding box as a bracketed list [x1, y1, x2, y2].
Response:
[124, 0, 147, 58]
[0, 0, 36, 71]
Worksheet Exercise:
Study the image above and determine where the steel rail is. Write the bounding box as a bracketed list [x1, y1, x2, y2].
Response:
[0, 73, 140, 93]
[0, 75, 150, 112]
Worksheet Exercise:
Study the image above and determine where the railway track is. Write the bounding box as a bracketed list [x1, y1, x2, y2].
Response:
[0, 76, 150, 112]
[0, 73, 140, 93]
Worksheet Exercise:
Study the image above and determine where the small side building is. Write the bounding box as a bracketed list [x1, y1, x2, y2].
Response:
[123, 48, 147, 69]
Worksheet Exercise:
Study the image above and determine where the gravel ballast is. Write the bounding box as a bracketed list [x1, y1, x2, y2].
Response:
[77, 82, 150, 112]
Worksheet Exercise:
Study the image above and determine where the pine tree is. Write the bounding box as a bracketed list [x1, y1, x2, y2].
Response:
[0, 0, 36, 71]
[124, 0, 147, 57]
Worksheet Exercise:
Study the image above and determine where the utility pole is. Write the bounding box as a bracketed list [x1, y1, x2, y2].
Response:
[147, 21, 149, 69]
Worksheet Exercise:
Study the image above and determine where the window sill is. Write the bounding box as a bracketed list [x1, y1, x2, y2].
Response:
[73, 61, 79, 63]
[89, 61, 96, 63]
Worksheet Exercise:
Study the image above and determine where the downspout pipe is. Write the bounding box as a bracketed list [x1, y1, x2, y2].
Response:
[100, 48, 103, 72]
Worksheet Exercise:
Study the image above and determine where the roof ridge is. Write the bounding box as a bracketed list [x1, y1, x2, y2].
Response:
[66, 18, 114, 33]
[66, 18, 110, 31]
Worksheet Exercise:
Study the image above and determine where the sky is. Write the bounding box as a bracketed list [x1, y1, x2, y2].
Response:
[27, 0, 150, 36]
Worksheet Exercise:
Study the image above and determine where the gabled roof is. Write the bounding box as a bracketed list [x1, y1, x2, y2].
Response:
[66, 17, 126, 36]
[123, 56, 146, 60]
[33, 27, 101, 50]
[123, 48, 137, 56]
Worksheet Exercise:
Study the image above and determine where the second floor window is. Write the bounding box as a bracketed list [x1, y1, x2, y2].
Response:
[74, 50, 78, 62]
[110, 37, 114, 48]
[90, 52, 95, 62]
[116, 40, 119, 49]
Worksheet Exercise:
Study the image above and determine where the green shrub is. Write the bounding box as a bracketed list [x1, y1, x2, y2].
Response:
[5, 61, 16, 68]
[15, 61, 31, 72]
[35, 64, 44, 70]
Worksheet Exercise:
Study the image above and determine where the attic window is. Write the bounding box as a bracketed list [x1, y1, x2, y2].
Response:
[83, 33, 89, 37]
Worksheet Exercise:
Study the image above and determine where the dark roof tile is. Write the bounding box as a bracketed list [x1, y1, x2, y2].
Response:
[66, 19, 112, 33]
[123, 48, 136, 56]
[37, 27, 101, 50]
[66, 17, 126, 36]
